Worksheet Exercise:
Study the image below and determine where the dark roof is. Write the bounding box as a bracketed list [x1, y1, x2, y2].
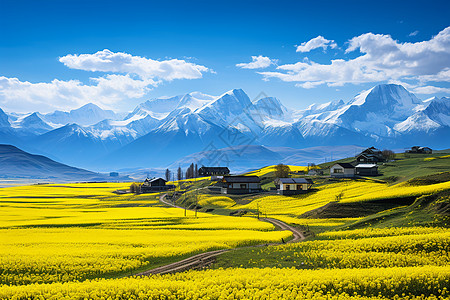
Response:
[199, 167, 230, 172]
[334, 163, 355, 169]
[275, 178, 313, 184]
[222, 176, 260, 183]
[149, 177, 167, 183]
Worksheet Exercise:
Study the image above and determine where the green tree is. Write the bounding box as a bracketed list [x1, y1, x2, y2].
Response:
[275, 163, 290, 178]
[165, 169, 171, 181]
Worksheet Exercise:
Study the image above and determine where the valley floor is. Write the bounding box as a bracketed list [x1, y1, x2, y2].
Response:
[0, 154, 449, 299]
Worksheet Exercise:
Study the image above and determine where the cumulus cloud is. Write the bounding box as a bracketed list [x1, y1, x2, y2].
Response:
[0, 50, 212, 113]
[260, 27, 450, 91]
[296, 36, 337, 52]
[59, 49, 212, 81]
[236, 55, 277, 69]
[0, 75, 157, 113]
[409, 30, 419, 37]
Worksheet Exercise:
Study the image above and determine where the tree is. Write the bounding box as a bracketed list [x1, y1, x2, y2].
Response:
[185, 163, 195, 179]
[275, 163, 290, 178]
[382, 149, 395, 161]
[194, 164, 198, 178]
[130, 183, 140, 193]
[177, 166, 183, 181]
[165, 169, 171, 181]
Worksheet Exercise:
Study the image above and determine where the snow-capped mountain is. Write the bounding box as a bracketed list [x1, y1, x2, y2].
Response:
[44, 103, 117, 126]
[0, 84, 449, 170]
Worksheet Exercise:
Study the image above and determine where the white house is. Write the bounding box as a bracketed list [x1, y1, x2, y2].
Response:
[330, 163, 355, 178]
[274, 178, 314, 195]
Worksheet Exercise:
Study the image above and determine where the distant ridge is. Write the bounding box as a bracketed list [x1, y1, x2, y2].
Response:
[0, 144, 124, 182]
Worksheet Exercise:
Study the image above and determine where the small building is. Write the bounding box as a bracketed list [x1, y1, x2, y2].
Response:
[141, 177, 171, 193]
[221, 176, 261, 194]
[330, 163, 355, 178]
[356, 147, 384, 163]
[199, 167, 230, 177]
[109, 172, 119, 177]
[407, 146, 432, 154]
[355, 164, 379, 176]
[307, 169, 323, 176]
[274, 178, 314, 195]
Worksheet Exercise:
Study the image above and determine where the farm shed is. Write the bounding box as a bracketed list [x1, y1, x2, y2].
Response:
[221, 176, 261, 194]
[274, 178, 314, 195]
[330, 163, 355, 178]
[355, 164, 379, 176]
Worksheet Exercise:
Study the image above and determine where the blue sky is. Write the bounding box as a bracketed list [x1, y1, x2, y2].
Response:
[0, 0, 449, 113]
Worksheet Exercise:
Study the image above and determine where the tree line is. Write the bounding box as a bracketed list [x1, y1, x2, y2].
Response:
[165, 163, 199, 181]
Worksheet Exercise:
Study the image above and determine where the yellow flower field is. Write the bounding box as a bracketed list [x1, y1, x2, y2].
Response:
[0, 183, 290, 285]
[1, 266, 448, 299]
[245, 165, 309, 177]
[230, 180, 450, 216]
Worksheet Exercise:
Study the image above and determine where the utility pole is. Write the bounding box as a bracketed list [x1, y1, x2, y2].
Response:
[257, 202, 260, 220]
[184, 189, 187, 217]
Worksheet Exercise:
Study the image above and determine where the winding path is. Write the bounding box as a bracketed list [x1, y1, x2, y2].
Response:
[134, 194, 306, 276]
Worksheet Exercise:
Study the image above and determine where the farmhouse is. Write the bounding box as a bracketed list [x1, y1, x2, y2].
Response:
[356, 147, 384, 163]
[221, 176, 261, 194]
[274, 178, 314, 195]
[330, 163, 355, 178]
[141, 177, 172, 193]
[407, 146, 432, 154]
[198, 167, 230, 176]
[355, 164, 379, 176]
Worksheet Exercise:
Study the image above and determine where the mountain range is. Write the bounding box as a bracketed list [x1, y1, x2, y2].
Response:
[1, 84, 449, 171]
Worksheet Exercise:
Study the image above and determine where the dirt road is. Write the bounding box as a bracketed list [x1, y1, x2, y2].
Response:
[133, 194, 306, 276]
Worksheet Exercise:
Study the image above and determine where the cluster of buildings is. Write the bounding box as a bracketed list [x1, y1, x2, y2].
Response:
[138, 145, 431, 195]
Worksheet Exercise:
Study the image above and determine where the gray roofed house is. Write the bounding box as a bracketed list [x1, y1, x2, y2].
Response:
[356, 147, 385, 163]
[221, 176, 261, 194]
[330, 163, 355, 178]
[274, 178, 314, 195]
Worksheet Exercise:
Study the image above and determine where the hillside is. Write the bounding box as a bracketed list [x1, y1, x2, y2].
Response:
[172, 152, 450, 225]
[0, 144, 126, 182]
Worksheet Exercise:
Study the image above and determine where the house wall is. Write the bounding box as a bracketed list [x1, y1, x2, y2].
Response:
[356, 168, 378, 176]
[330, 166, 344, 177]
[330, 166, 355, 178]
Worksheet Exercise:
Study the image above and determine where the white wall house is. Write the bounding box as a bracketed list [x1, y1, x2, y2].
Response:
[330, 163, 355, 178]
[274, 178, 314, 195]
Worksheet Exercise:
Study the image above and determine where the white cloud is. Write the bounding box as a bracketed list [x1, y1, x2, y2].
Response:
[260, 27, 450, 92]
[296, 36, 337, 53]
[0, 75, 156, 113]
[409, 30, 419, 37]
[0, 50, 213, 113]
[59, 49, 212, 81]
[411, 85, 450, 94]
[236, 55, 277, 69]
